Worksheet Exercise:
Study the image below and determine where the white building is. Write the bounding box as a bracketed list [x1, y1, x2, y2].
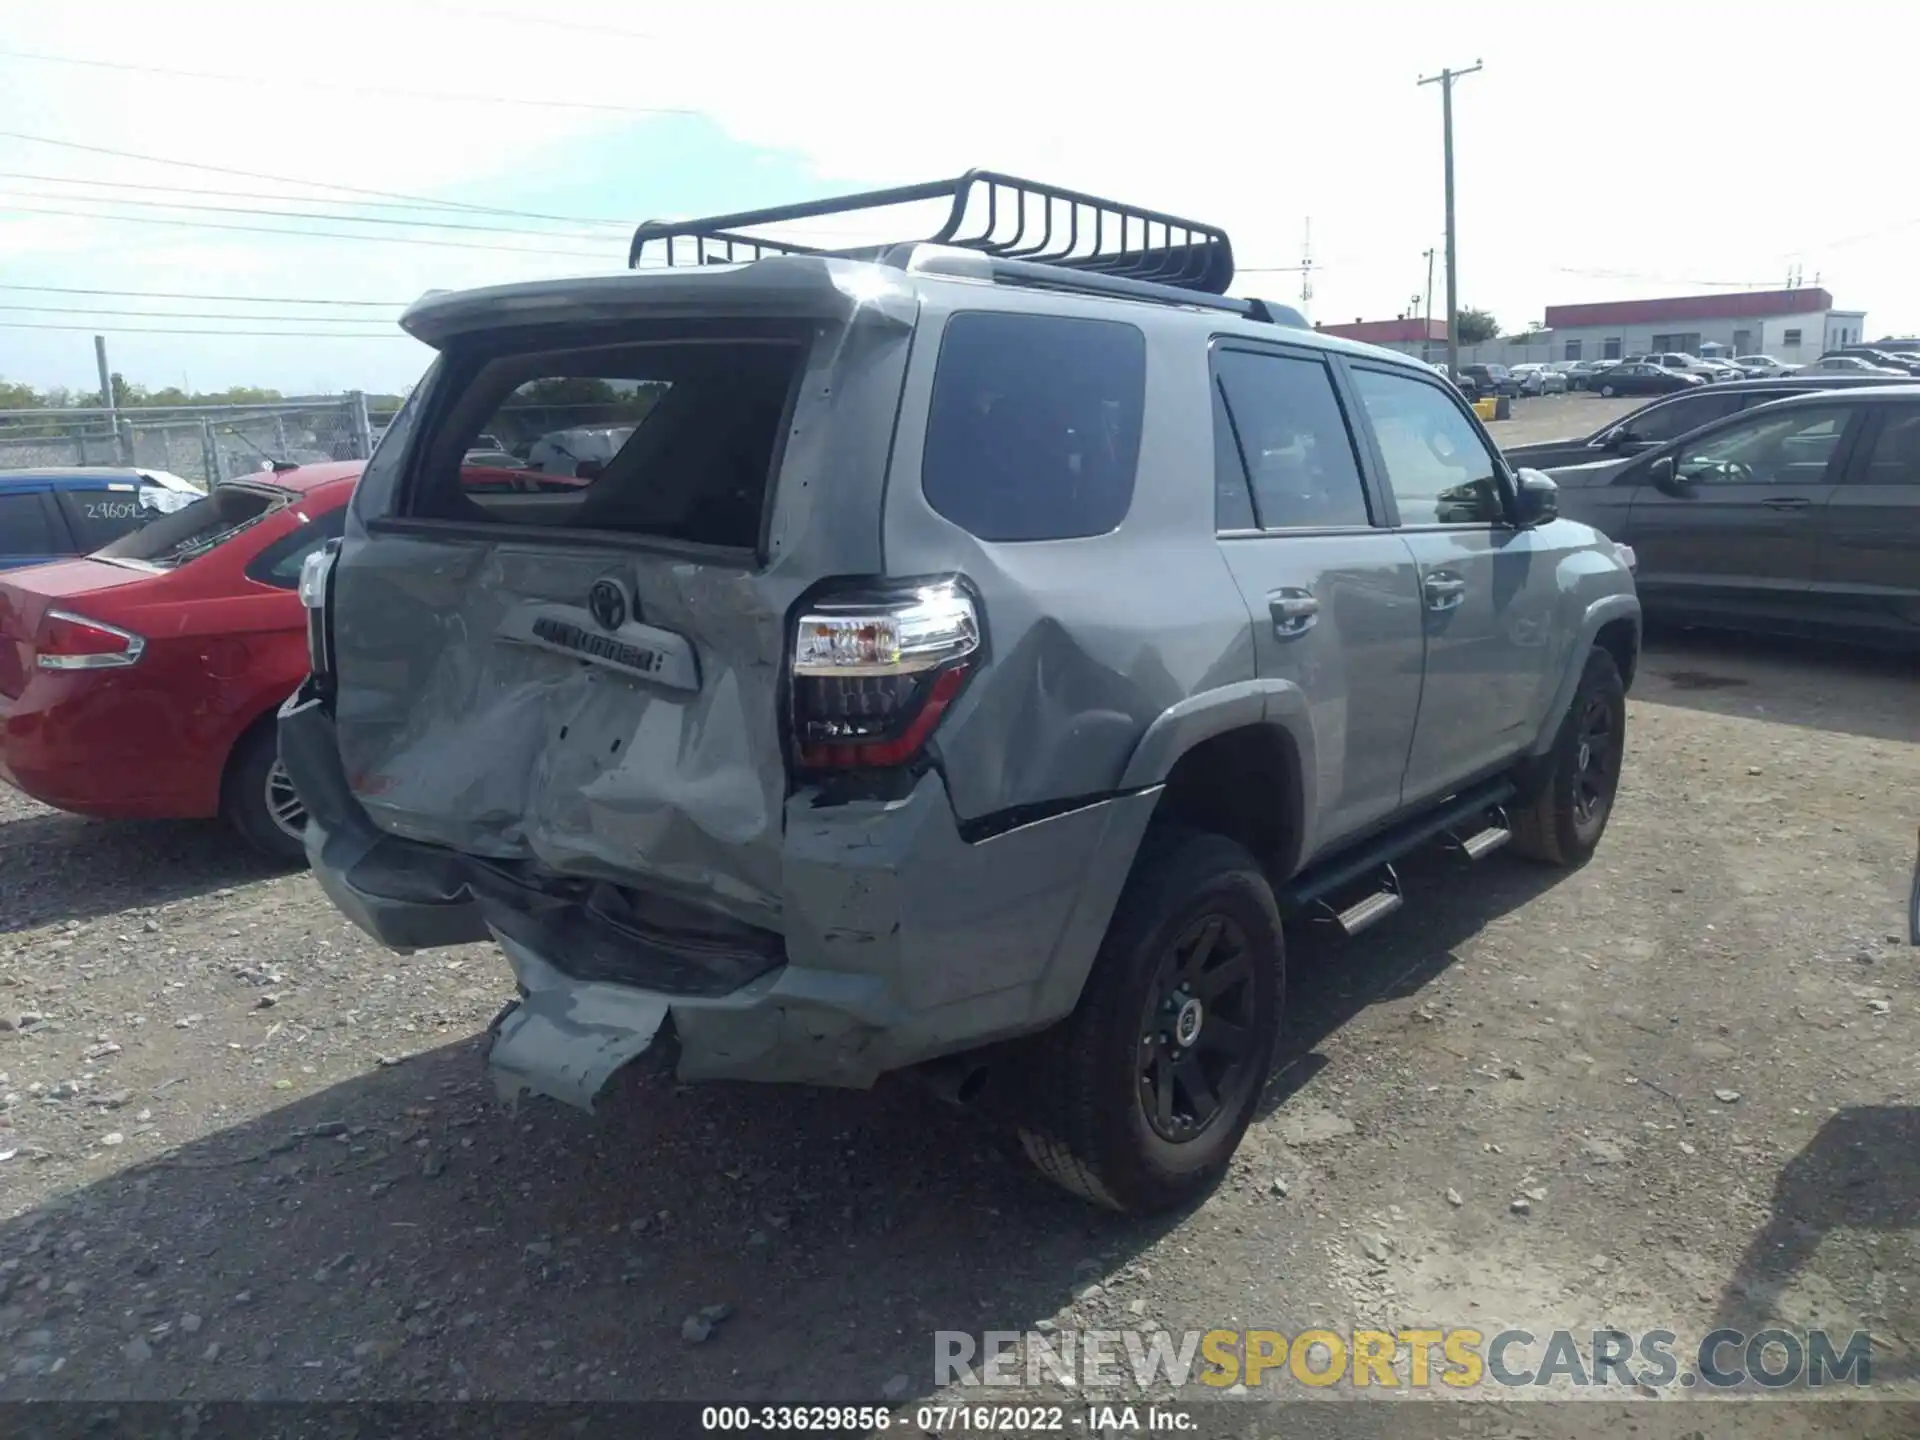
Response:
[1540, 288, 1865, 363]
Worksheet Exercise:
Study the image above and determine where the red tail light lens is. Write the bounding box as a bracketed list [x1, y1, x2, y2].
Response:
[790, 580, 980, 771]
[35, 608, 146, 670]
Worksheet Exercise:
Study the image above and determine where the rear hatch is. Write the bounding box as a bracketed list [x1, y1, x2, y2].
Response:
[324, 262, 917, 931]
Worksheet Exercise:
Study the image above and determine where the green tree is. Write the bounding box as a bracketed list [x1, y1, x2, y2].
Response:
[0, 378, 40, 411]
[1454, 308, 1500, 345]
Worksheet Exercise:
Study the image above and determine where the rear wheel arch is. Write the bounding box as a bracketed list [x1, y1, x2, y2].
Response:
[1148, 720, 1308, 884]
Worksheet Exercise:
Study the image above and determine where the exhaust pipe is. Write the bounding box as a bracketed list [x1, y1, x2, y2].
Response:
[908, 1054, 992, 1108]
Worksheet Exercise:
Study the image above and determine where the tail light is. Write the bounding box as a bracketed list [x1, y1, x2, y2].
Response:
[790, 579, 980, 770]
[299, 540, 340, 686]
[35, 609, 146, 670]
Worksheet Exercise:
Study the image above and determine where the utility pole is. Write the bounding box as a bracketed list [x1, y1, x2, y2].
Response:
[1299, 218, 1314, 313]
[1422, 247, 1437, 363]
[93, 335, 126, 465]
[1418, 60, 1482, 380]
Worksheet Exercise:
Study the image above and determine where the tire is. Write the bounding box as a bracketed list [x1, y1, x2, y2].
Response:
[223, 721, 309, 863]
[1511, 647, 1627, 867]
[1015, 829, 1284, 1215]
[1600, 384, 1617, 397]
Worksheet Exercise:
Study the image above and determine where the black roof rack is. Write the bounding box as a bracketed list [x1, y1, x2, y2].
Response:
[629, 170, 1237, 296]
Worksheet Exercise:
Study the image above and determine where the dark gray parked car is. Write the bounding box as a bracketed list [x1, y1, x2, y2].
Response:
[280, 172, 1641, 1214]
[1505, 374, 1918, 471]
[1546, 387, 1920, 648]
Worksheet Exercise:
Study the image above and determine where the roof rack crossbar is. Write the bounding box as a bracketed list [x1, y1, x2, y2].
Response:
[629, 170, 1236, 294]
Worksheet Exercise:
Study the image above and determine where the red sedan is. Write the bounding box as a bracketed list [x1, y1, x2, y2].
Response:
[0, 462, 361, 860]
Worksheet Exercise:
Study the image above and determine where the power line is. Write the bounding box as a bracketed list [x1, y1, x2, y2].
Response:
[0, 200, 616, 258]
[0, 283, 409, 307]
[0, 303, 396, 324]
[0, 171, 627, 227]
[0, 47, 696, 119]
[0, 186, 616, 241]
[0, 321, 416, 337]
[0, 130, 630, 226]
[414, 2, 659, 40]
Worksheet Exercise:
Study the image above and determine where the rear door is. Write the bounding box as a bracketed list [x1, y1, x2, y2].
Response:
[327, 295, 909, 932]
[0, 486, 70, 571]
[1810, 401, 1920, 643]
[1207, 342, 1425, 853]
[1623, 401, 1863, 623]
[1345, 362, 1567, 805]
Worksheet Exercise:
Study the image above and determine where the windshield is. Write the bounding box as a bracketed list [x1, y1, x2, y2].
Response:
[92, 483, 292, 569]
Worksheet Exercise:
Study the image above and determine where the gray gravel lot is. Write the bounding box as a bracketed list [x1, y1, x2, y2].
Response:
[0, 627, 1914, 1437]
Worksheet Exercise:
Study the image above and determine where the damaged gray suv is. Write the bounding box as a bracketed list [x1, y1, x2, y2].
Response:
[280, 172, 1641, 1215]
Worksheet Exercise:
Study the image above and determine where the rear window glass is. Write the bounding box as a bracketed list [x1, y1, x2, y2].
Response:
[0, 492, 61, 558]
[922, 312, 1145, 542]
[55, 487, 181, 552]
[408, 334, 807, 551]
[94, 484, 288, 569]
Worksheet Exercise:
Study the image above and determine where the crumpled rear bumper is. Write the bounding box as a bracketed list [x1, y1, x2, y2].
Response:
[280, 682, 1160, 1104]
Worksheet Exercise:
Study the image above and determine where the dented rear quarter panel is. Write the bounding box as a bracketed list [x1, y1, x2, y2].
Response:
[883, 283, 1257, 824]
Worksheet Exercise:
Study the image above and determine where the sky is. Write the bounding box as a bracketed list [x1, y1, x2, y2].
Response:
[2, 0, 1916, 396]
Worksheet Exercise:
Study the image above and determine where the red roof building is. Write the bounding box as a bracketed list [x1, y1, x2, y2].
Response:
[1543, 288, 1833, 330]
[1314, 318, 1448, 346]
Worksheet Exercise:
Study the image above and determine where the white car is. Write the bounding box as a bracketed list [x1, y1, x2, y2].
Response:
[1729, 355, 1798, 378]
[1510, 363, 1567, 395]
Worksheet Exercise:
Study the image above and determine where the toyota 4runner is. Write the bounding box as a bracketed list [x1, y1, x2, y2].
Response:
[281, 172, 1641, 1215]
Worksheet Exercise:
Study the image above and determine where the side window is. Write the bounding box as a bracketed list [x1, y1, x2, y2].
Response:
[1862, 408, 1920, 486]
[1621, 392, 1742, 444]
[1350, 368, 1506, 526]
[245, 505, 349, 589]
[55, 487, 159, 553]
[1673, 406, 1852, 487]
[1212, 349, 1370, 529]
[0, 492, 63, 558]
[924, 313, 1145, 542]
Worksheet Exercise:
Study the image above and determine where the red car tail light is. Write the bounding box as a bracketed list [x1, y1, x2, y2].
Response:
[790, 580, 980, 771]
[34, 608, 147, 671]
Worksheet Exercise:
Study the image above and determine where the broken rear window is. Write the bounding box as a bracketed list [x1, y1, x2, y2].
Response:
[93, 484, 290, 570]
[406, 330, 808, 552]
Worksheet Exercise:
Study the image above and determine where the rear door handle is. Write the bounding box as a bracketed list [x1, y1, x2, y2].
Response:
[1268, 588, 1320, 638]
[1423, 572, 1467, 612]
[1760, 496, 1814, 511]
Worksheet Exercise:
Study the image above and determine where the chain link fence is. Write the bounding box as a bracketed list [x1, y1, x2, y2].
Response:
[0, 395, 374, 489]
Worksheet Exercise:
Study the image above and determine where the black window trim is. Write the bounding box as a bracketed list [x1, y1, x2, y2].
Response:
[1339, 359, 1518, 532]
[1207, 337, 1386, 538]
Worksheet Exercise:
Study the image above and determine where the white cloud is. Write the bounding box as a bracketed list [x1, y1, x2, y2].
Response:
[3, 0, 1916, 392]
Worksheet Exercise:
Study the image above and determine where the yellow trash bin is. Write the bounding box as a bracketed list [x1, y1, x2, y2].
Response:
[1473, 397, 1498, 422]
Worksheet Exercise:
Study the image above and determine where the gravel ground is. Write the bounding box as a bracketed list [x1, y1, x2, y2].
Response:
[0, 627, 1914, 1437]
[1490, 391, 1644, 447]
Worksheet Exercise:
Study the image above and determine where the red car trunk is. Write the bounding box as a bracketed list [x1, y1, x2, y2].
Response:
[0, 559, 152, 700]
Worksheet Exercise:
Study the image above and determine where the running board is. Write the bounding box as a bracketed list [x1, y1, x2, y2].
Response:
[1452, 807, 1513, 861]
[1325, 866, 1404, 937]
[1278, 777, 1518, 915]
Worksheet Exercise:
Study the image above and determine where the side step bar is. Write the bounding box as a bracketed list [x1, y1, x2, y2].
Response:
[1327, 865, 1403, 937]
[1279, 777, 1518, 919]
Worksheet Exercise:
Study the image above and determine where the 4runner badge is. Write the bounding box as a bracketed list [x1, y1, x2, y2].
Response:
[587, 578, 630, 632]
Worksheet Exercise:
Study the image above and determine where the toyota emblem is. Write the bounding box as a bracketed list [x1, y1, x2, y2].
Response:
[587, 578, 629, 632]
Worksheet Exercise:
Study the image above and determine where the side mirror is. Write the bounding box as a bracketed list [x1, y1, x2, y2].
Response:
[1648, 455, 1683, 495]
[1512, 469, 1559, 527]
